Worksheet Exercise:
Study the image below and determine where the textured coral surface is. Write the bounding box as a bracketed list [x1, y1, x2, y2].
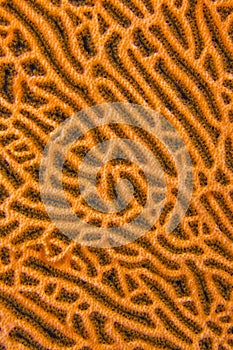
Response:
[0, 0, 233, 349]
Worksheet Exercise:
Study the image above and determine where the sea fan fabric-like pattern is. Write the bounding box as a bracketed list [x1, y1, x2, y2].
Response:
[0, 0, 233, 349]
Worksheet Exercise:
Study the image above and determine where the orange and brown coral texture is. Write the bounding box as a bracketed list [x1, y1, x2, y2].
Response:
[0, 0, 233, 349]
